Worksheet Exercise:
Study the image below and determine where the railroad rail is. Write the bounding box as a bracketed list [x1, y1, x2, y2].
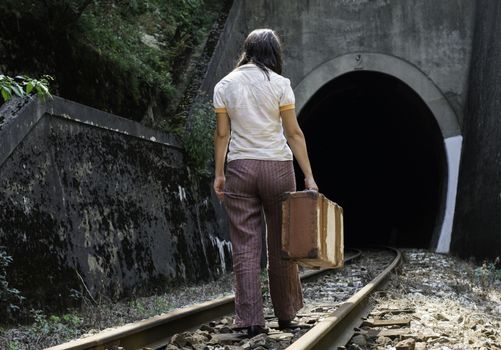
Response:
[287, 247, 401, 350]
[47, 248, 402, 350]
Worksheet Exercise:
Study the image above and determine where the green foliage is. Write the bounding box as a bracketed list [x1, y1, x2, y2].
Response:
[5, 341, 20, 350]
[474, 257, 501, 289]
[181, 97, 215, 176]
[0, 246, 24, 322]
[0, 74, 54, 103]
[1, 0, 223, 124]
[127, 297, 170, 318]
[30, 309, 82, 339]
[128, 299, 147, 314]
[78, 0, 217, 103]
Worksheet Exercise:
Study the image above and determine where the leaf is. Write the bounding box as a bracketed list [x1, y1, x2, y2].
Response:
[2, 85, 11, 94]
[10, 83, 24, 97]
[38, 83, 49, 94]
[1, 88, 11, 102]
[26, 82, 34, 94]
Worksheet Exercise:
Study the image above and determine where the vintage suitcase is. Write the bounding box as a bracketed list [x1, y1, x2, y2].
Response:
[281, 190, 344, 269]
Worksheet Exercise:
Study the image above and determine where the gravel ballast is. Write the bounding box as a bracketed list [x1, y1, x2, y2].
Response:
[346, 249, 501, 350]
[1, 249, 499, 350]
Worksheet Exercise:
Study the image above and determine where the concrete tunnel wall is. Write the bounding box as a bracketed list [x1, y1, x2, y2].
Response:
[202, 0, 476, 253]
[0, 97, 232, 311]
[452, 1, 501, 260]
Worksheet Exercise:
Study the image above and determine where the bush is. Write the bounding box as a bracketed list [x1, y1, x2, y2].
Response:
[0, 246, 24, 322]
[474, 257, 501, 289]
[180, 96, 216, 177]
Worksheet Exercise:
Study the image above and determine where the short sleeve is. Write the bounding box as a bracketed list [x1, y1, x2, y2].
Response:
[279, 78, 295, 112]
[213, 82, 227, 113]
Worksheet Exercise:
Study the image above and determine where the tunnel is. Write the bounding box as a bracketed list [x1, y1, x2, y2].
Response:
[295, 71, 447, 248]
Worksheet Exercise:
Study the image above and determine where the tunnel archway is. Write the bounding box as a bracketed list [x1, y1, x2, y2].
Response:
[294, 54, 462, 251]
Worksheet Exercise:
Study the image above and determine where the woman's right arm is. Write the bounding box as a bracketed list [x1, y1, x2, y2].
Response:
[213, 111, 231, 200]
[281, 109, 319, 191]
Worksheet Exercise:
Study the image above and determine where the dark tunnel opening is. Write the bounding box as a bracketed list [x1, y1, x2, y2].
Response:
[296, 71, 447, 248]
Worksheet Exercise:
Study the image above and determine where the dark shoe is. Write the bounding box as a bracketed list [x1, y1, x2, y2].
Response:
[278, 319, 300, 330]
[247, 325, 267, 337]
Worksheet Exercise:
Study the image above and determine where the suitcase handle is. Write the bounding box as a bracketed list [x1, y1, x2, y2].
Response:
[303, 189, 319, 198]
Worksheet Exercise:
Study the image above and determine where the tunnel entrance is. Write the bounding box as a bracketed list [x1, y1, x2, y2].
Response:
[296, 71, 447, 248]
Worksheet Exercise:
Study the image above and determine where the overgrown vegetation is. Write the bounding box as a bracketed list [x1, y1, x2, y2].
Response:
[0, 0, 225, 126]
[79, 0, 213, 104]
[30, 309, 83, 341]
[0, 74, 53, 103]
[475, 257, 501, 289]
[178, 96, 216, 176]
[0, 247, 24, 323]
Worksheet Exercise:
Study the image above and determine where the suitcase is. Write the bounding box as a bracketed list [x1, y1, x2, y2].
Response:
[281, 190, 344, 269]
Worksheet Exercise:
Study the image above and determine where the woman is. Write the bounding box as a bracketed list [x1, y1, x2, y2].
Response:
[213, 28, 318, 337]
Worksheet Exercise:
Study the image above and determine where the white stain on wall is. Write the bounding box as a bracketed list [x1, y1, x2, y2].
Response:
[178, 185, 187, 201]
[209, 234, 232, 273]
[436, 135, 463, 253]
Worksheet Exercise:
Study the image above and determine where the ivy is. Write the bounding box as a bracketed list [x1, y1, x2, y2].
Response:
[0, 74, 54, 103]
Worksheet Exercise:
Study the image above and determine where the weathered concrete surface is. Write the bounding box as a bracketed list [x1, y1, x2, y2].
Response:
[0, 97, 231, 311]
[202, 0, 477, 254]
[204, 0, 474, 125]
[452, 1, 501, 259]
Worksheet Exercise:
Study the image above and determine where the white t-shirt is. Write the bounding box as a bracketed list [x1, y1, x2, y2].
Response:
[213, 63, 295, 162]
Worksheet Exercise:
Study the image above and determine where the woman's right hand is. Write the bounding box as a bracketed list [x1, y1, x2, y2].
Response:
[214, 175, 226, 201]
[304, 176, 319, 192]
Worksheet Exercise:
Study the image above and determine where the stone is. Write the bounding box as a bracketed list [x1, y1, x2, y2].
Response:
[347, 344, 363, 350]
[351, 334, 367, 346]
[311, 306, 329, 313]
[220, 326, 232, 334]
[395, 338, 415, 350]
[248, 334, 267, 347]
[172, 333, 189, 347]
[414, 342, 427, 350]
[376, 336, 392, 345]
[211, 334, 246, 345]
[192, 344, 207, 350]
[268, 333, 294, 340]
[434, 313, 449, 321]
[363, 318, 411, 327]
[220, 317, 231, 325]
[187, 333, 211, 345]
[201, 324, 215, 332]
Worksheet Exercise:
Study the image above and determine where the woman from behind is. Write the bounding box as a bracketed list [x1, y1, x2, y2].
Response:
[213, 28, 318, 337]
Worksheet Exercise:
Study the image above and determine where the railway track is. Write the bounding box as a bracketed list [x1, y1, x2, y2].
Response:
[47, 248, 400, 350]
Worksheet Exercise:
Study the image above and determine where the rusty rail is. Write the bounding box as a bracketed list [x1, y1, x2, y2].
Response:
[285, 247, 402, 350]
[47, 249, 361, 350]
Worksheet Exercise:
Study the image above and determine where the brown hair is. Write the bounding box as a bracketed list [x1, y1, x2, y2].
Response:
[236, 28, 283, 80]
